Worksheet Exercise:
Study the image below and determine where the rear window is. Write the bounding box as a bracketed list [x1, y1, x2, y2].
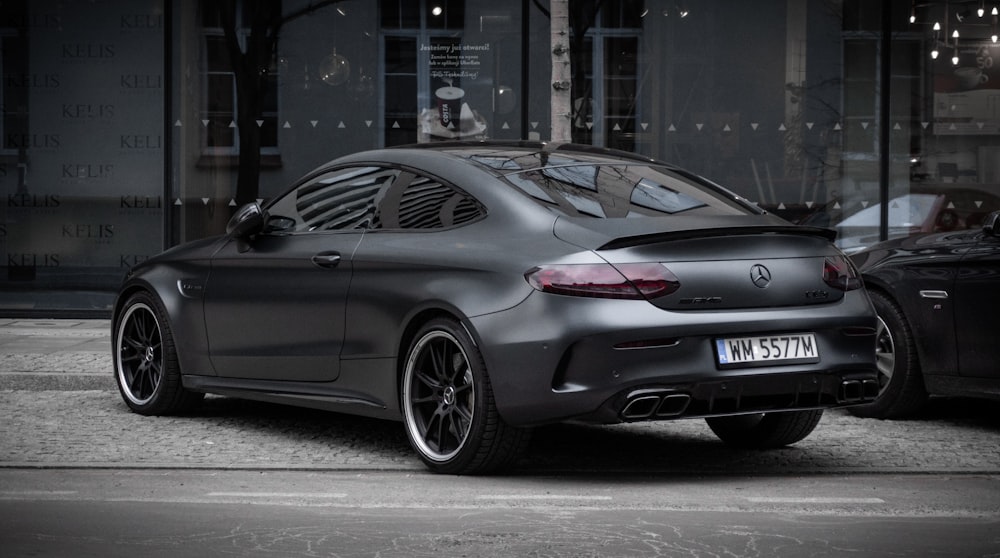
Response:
[466, 151, 753, 218]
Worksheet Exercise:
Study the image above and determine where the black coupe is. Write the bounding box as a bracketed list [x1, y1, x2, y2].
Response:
[113, 142, 879, 474]
[849, 210, 1000, 418]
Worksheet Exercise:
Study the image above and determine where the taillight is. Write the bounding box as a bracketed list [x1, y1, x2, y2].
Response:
[525, 263, 680, 299]
[823, 255, 862, 291]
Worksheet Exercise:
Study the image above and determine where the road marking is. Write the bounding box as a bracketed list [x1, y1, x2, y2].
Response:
[0, 490, 78, 496]
[476, 494, 613, 501]
[207, 492, 347, 498]
[746, 497, 885, 504]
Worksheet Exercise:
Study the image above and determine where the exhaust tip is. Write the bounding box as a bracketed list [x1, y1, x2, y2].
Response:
[621, 395, 660, 419]
[841, 379, 879, 403]
[621, 391, 691, 420]
[656, 393, 691, 417]
[862, 379, 880, 400]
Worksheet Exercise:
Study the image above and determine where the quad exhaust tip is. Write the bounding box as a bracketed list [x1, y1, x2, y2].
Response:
[840, 378, 879, 403]
[621, 391, 691, 420]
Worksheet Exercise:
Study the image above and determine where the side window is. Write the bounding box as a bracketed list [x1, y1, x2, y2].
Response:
[264, 166, 400, 233]
[375, 174, 485, 230]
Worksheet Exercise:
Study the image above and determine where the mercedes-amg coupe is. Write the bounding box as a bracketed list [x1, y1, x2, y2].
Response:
[113, 142, 879, 474]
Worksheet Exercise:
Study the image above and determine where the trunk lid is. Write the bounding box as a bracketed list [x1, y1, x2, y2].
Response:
[553, 215, 846, 310]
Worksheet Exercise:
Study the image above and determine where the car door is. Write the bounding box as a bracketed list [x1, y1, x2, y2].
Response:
[955, 227, 1000, 379]
[203, 165, 400, 381]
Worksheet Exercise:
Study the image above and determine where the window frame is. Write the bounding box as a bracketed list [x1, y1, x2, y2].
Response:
[200, 5, 280, 157]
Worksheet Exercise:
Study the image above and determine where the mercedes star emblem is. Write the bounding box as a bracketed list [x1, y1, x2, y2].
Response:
[750, 264, 772, 288]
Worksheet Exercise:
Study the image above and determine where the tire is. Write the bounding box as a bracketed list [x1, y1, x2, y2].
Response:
[114, 291, 203, 416]
[848, 290, 928, 419]
[706, 409, 824, 449]
[401, 318, 531, 475]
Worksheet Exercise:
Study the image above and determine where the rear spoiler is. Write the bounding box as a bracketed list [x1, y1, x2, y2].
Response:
[598, 225, 837, 250]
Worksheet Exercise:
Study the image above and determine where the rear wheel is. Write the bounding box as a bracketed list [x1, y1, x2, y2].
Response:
[114, 291, 203, 415]
[848, 290, 928, 419]
[706, 409, 824, 449]
[401, 318, 531, 475]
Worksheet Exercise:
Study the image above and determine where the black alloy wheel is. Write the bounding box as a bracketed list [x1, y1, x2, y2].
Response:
[401, 318, 530, 475]
[114, 291, 202, 415]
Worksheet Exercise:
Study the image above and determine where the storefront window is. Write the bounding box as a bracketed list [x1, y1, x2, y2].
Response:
[1, 0, 165, 315]
[3, 0, 999, 316]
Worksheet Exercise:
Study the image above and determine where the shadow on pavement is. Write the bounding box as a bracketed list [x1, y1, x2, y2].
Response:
[141, 393, 1000, 475]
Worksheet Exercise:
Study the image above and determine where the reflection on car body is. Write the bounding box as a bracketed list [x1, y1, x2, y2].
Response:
[112, 141, 879, 474]
[801, 186, 1000, 254]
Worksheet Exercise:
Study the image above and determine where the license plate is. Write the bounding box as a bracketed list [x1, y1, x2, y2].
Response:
[716, 333, 819, 367]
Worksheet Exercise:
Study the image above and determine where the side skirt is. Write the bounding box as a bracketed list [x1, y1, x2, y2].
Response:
[182, 375, 401, 421]
[924, 374, 1000, 401]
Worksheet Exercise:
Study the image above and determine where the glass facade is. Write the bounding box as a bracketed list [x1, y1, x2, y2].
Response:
[2, 0, 999, 316]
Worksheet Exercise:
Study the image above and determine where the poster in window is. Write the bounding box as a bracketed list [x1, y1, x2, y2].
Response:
[418, 38, 489, 141]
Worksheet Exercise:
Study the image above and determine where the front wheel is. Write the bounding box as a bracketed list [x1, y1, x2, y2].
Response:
[114, 291, 203, 415]
[706, 409, 824, 449]
[401, 318, 530, 475]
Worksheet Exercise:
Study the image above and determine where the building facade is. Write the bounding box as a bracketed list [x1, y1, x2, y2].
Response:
[2, 0, 999, 315]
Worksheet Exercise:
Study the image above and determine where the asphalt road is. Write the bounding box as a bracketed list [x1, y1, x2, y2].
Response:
[1, 469, 998, 557]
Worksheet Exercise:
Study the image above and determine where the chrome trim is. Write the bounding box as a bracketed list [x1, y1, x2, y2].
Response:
[919, 290, 949, 299]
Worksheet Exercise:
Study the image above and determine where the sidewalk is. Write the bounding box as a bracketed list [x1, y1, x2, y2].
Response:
[0, 319, 112, 391]
[1, 319, 999, 474]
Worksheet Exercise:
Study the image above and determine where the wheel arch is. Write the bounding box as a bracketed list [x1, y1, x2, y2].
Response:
[862, 282, 934, 375]
[395, 307, 470, 393]
[113, 270, 215, 377]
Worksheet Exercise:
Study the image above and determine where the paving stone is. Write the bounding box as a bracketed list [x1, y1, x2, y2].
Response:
[0, 320, 998, 474]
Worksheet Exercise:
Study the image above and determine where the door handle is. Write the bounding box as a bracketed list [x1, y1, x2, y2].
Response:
[311, 251, 342, 268]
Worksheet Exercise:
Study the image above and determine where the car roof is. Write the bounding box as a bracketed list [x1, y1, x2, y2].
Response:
[377, 140, 681, 182]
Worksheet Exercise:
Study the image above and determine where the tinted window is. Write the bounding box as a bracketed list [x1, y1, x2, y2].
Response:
[374, 174, 485, 230]
[465, 149, 753, 218]
[265, 167, 484, 233]
[505, 163, 748, 218]
[265, 167, 400, 233]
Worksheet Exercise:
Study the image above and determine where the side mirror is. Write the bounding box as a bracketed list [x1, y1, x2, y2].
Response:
[226, 202, 264, 238]
[984, 210, 1000, 237]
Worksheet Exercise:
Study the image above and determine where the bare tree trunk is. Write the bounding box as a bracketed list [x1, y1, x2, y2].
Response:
[550, 0, 572, 142]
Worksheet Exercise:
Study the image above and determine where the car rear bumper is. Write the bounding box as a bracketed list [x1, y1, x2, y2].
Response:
[469, 290, 879, 426]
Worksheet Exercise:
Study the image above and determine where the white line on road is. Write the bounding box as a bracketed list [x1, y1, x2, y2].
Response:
[476, 494, 613, 501]
[746, 497, 885, 504]
[0, 491, 78, 496]
[206, 492, 347, 498]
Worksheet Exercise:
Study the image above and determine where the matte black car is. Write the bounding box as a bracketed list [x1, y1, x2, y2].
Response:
[848, 210, 1000, 418]
[112, 142, 878, 474]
